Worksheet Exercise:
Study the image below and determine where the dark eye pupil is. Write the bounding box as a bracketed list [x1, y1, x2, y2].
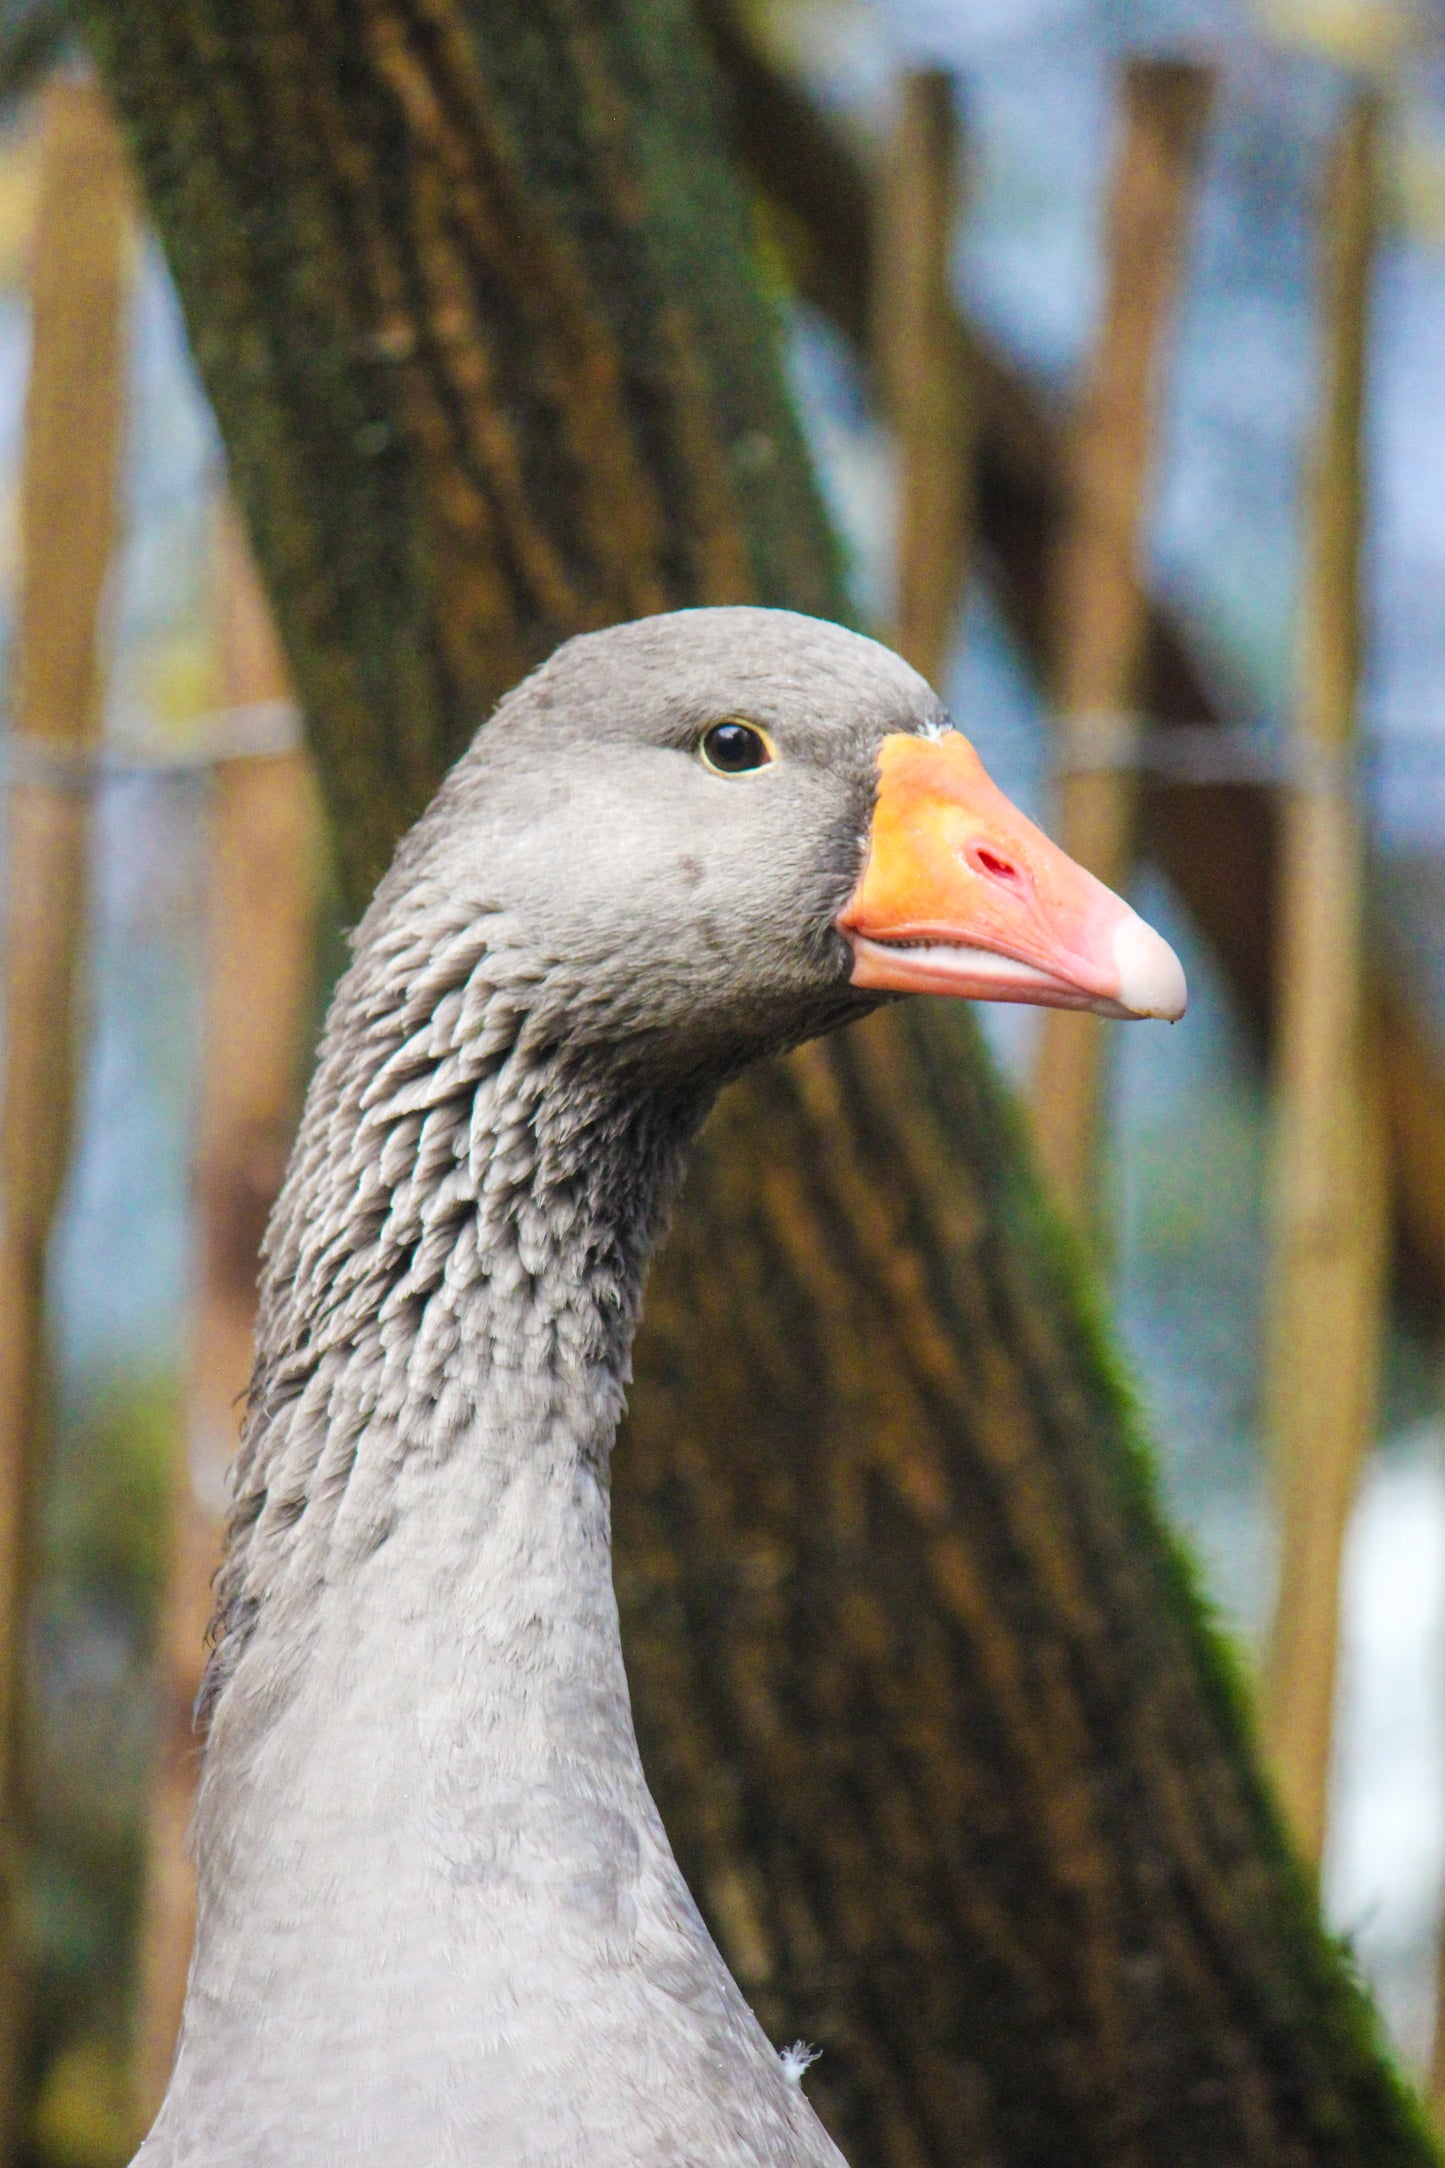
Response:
[703, 721, 769, 773]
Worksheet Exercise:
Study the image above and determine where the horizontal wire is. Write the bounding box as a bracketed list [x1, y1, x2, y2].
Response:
[0, 697, 1435, 802]
[1051, 709, 1445, 792]
[0, 698, 304, 791]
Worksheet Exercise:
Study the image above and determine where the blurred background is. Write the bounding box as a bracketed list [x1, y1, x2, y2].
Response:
[0, 0, 1442, 2159]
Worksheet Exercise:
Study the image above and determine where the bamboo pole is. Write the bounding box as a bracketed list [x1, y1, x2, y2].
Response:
[133, 503, 322, 2125]
[874, 69, 971, 688]
[1261, 93, 1388, 1873]
[1030, 61, 1212, 1232]
[0, 77, 132, 2157]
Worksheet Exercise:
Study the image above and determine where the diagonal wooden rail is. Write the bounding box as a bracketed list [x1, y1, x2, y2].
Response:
[699, 0, 1445, 1322]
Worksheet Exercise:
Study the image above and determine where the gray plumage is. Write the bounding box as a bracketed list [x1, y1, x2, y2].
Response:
[139, 609, 946, 2167]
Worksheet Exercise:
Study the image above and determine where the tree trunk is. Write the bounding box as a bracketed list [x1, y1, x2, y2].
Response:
[80, 6, 1434, 2163]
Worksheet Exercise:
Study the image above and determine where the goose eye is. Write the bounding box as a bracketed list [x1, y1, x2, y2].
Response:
[700, 720, 773, 775]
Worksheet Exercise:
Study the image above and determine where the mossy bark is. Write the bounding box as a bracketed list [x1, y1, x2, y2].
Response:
[81, 4, 1436, 2162]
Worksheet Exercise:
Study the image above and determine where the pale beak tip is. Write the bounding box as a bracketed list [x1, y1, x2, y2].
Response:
[1111, 912, 1187, 1022]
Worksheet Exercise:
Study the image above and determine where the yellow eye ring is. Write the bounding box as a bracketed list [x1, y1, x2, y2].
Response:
[699, 719, 775, 775]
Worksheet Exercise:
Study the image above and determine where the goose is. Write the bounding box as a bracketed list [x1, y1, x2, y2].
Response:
[139, 607, 1184, 2168]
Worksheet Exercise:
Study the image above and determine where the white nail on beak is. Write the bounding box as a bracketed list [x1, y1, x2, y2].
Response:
[1111, 912, 1187, 1021]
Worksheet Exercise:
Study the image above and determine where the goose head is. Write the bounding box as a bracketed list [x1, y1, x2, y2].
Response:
[387, 605, 1184, 1086]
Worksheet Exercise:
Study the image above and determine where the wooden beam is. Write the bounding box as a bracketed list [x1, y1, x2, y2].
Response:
[1261, 92, 1387, 1871]
[132, 503, 322, 2125]
[0, 74, 131, 2158]
[874, 70, 971, 688]
[1029, 59, 1212, 1232]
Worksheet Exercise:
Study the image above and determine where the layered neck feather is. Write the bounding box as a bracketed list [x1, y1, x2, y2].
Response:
[148, 881, 842, 2168]
[200, 886, 705, 1739]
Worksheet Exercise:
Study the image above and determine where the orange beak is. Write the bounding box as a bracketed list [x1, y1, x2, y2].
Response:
[838, 732, 1186, 1021]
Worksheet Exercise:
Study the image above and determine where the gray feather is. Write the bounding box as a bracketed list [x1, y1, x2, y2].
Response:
[140, 609, 942, 2167]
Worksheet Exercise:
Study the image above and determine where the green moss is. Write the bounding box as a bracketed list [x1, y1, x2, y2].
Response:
[23, 1376, 178, 2164]
[40, 1376, 175, 1634]
[32, 2035, 136, 2168]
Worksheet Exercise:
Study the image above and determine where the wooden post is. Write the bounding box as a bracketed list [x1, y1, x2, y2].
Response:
[1030, 61, 1212, 1231]
[1261, 93, 1388, 1872]
[0, 76, 131, 2158]
[132, 505, 322, 2126]
[874, 70, 971, 689]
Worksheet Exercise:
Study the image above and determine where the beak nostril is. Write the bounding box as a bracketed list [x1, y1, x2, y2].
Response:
[971, 845, 1023, 887]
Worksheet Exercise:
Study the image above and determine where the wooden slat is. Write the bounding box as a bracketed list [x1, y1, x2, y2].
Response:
[0, 76, 131, 2158]
[874, 69, 971, 688]
[1029, 59, 1213, 1233]
[133, 503, 321, 2125]
[1261, 92, 1387, 1872]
